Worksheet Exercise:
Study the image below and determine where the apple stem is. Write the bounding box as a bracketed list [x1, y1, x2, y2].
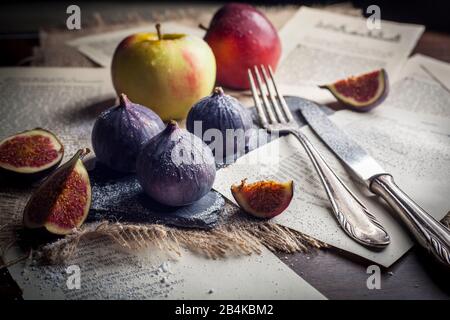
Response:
[198, 23, 209, 32]
[156, 23, 162, 40]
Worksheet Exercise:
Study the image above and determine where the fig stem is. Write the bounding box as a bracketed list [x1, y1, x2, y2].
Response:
[167, 120, 179, 132]
[198, 23, 209, 32]
[213, 87, 224, 95]
[78, 148, 91, 160]
[156, 23, 162, 40]
[119, 93, 130, 107]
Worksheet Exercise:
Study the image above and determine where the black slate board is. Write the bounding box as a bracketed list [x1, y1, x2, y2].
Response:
[88, 163, 224, 229]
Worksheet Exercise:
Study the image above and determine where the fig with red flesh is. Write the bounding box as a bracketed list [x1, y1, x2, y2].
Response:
[23, 148, 91, 235]
[319, 69, 388, 112]
[0, 128, 64, 180]
[231, 179, 293, 219]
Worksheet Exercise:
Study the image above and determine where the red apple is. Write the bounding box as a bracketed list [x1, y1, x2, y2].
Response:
[203, 3, 281, 90]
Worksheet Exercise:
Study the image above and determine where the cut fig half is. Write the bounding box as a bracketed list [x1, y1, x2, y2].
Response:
[319, 69, 388, 112]
[23, 148, 91, 235]
[0, 128, 64, 179]
[231, 179, 294, 219]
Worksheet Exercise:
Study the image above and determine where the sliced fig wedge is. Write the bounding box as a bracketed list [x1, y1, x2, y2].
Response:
[231, 179, 294, 219]
[320, 69, 388, 112]
[0, 128, 64, 179]
[23, 148, 91, 235]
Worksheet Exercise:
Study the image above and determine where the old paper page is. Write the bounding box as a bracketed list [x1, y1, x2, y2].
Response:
[382, 54, 450, 118]
[0, 68, 115, 161]
[276, 6, 424, 101]
[419, 56, 450, 90]
[6, 240, 325, 300]
[0, 67, 324, 300]
[269, 54, 450, 118]
[213, 108, 450, 267]
[67, 22, 206, 67]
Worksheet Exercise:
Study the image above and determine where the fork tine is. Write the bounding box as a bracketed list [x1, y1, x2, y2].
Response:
[268, 65, 294, 122]
[260, 65, 286, 123]
[248, 68, 268, 127]
[253, 66, 277, 124]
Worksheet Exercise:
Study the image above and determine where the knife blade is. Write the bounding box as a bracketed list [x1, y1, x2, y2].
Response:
[298, 99, 385, 183]
[297, 98, 450, 267]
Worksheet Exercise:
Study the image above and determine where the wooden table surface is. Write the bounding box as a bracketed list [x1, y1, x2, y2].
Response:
[1, 3, 450, 300]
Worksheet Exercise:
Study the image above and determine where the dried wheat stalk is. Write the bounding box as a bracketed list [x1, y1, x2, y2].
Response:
[38, 220, 326, 264]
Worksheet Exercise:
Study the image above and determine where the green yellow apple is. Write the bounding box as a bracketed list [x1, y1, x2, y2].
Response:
[111, 24, 216, 121]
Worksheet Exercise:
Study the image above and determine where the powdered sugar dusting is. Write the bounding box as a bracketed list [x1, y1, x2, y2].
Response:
[17, 237, 182, 300]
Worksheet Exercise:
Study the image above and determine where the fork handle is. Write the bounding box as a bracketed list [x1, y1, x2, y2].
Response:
[288, 129, 390, 248]
[370, 174, 450, 266]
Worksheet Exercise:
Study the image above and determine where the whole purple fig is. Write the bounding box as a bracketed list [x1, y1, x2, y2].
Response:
[92, 93, 164, 172]
[186, 87, 253, 162]
[136, 121, 216, 207]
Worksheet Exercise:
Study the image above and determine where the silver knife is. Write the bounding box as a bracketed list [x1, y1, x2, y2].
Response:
[298, 98, 450, 266]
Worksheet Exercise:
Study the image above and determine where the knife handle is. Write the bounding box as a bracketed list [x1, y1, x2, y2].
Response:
[370, 174, 450, 266]
[290, 130, 390, 248]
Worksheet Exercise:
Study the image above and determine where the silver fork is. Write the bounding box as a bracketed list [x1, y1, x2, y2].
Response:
[248, 65, 390, 248]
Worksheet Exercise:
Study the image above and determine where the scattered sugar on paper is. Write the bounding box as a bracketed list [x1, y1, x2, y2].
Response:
[19, 236, 183, 299]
